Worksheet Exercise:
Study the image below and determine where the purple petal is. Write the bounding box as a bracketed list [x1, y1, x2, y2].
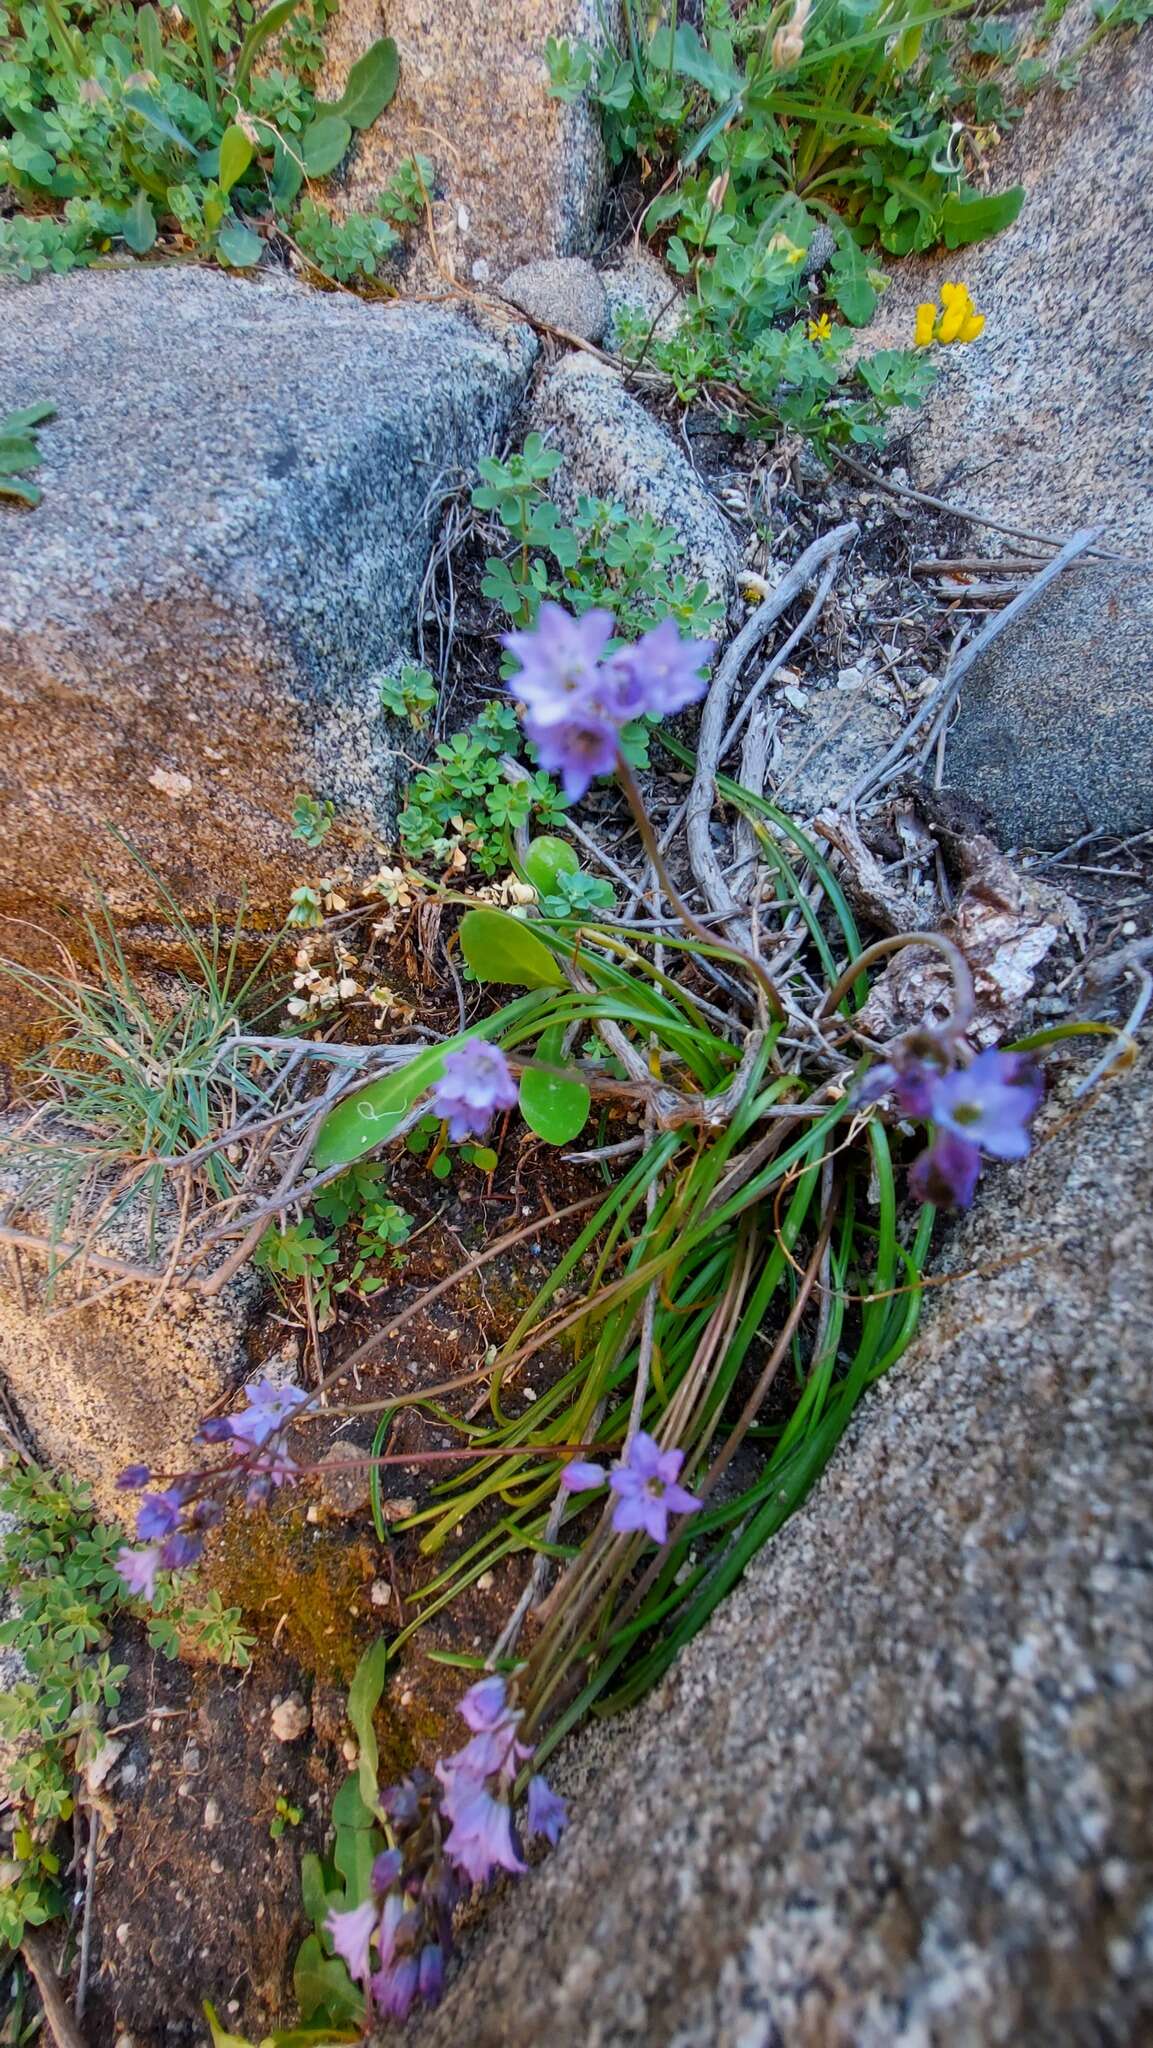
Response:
[371, 1849, 403, 1895]
[909, 1131, 982, 1209]
[524, 708, 619, 803]
[622, 1430, 663, 1481]
[115, 1463, 151, 1490]
[326, 1898, 378, 1984]
[371, 1954, 419, 2022]
[458, 1674, 510, 1732]
[559, 1459, 607, 1494]
[116, 1544, 161, 1602]
[526, 1773, 568, 1846]
[662, 1481, 702, 1518]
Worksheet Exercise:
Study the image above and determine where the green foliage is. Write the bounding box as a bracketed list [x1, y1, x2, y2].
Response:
[0, 3, 418, 288]
[256, 1168, 413, 1323]
[291, 790, 336, 847]
[546, 1, 1032, 452]
[0, 399, 56, 509]
[399, 698, 568, 876]
[0, 1457, 251, 1947]
[473, 433, 724, 641]
[269, 1793, 303, 1839]
[378, 662, 438, 729]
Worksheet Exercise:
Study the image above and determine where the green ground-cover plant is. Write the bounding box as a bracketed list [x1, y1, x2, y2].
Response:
[0, 401, 56, 509]
[546, 1, 1042, 450]
[0, 1457, 252, 1948]
[0, 1, 428, 286]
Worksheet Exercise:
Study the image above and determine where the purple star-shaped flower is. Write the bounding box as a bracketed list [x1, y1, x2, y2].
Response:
[854, 1058, 938, 1122]
[909, 1129, 982, 1209]
[928, 1047, 1043, 1159]
[605, 618, 713, 718]
[326, 1897, 378, 1985]
[608, 1431, 702, 1545]
[134, 1488, 184, 1542]
[116, 1544, 161, 1602]
[503, 602, 616, 724]
[526, 1773, 568, 1846]
[523, 705, 620, 803]
[372, 1954, 420, 2022]
[431, 1040, 520, 1143]
[228, 1376, 307, 1451]
[159, 1531, 203, 1571]
[438, 1770, 526, 1885]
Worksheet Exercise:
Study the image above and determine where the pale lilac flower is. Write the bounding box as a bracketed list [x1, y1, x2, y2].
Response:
[928, 1047, 1043, 1160]
[909, 1130, 982, 1210]
[432, 1040, 519, 1143]
[326, 1897, 378, 1984]
[228, 1376, 307, 1451]
[523, 706, 620, 802]
[438, 1773, 526, 1885]
[503, 602, 615, 723]
[609, 1431, 702, 1545]
[605, 618, 713, 717]
[159, 1531, 203, 1571]
[372, 1954, 419, 2022]
[526, 1773, 568, 1845]
[458, 1675, 515, 1730]
[134, 1489, 184, 1541]
[116, 1544, 161, 1601]
[854, 1058, 937, 1121]
[559, 1457, 607, 1494]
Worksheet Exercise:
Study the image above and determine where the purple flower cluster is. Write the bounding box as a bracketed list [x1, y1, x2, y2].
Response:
[431, 1040, 519, 1143]
[503, 602, 714, 801]
[327, 1675, 566, 2023]
[860, 1044, 1043, 1208]
[561, 1428, 702, 1545]
[114, 1376, 308, 1601]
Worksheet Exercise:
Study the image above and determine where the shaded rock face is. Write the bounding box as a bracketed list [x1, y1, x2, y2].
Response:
[0, 269, 534, 975]
[414, 1070, 1153, 2048]
[322, 1, 609, 279]
[946, 563, 1152, 848]
[530, 353, 738, 603]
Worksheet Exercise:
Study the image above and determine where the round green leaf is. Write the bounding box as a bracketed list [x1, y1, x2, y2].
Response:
[216, 220, 264, 268]
[459, 908, 563, 990]
[523, 834, 579, 898]
[301, 113, 353, 177]
[518, 1025, 591, 1146]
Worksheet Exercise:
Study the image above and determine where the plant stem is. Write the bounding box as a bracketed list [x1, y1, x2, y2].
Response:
[615, 753, 786, 1022]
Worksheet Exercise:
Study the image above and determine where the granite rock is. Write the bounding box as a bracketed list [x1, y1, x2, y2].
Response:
[530, 352, 738, 602]
[501, 256, 606, 343]
[944, 562, 1153, 848]
[601, 246, 687, 354]
[0, 1120, 262, 1519]
[320, 1, 609, 280]
[413, 1066, 1153, 2047]
[0, 268, 534, 984]
[859, 25, 1153, 558]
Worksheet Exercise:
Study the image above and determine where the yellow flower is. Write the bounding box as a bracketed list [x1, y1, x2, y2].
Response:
[915, 284, 984, 348]
[807, 312, 832, 343]
[914, 300, 938, 348]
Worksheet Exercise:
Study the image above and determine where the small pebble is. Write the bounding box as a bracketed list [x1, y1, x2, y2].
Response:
[270, 1696, 311, 1744]
[477, 1571, 495, 1591]
[210, 1858, 224, 1875]
[370, 1579, 391, 1607]
[116, 1922, 131, 1947]
[342, 1738, 358, 1764]
[204, 1798, 221, 1830]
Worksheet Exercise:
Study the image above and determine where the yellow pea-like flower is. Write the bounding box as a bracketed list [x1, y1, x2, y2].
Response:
[958, 312, 985, 342]
[807, 312, 832, 342]
[937, 299, 966, 344]
[914, 301, 938, 348]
